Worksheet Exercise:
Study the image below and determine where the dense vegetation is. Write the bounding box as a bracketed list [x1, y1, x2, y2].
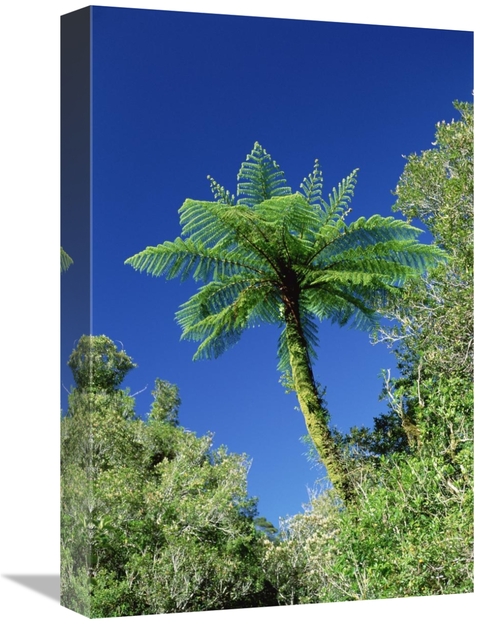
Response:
[61, 102, 473, 616]
[262, 101, 473, 604]
[61, 336, 278, 617]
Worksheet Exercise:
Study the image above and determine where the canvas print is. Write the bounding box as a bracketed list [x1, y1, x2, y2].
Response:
[60, 5, 473, 618]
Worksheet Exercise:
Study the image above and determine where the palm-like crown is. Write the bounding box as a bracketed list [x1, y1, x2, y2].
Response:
[126, 143, 446, 371]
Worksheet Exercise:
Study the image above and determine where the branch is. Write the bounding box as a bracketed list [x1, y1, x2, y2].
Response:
[130, 385, 148, 398]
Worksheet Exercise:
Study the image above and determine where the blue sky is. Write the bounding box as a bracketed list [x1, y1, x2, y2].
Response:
[61, 6, 473, 528]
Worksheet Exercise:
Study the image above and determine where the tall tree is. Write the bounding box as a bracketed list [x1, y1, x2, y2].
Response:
[125, 143, 445, 503]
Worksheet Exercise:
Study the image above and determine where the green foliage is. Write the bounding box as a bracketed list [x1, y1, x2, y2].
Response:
[68, 335, 137, 393]
[61, 336, 276, 617]
[125, 142, 445, 501]
[264, 441, 472, 604]
[236, 142, 291, 206]
[62, 103, 473, 613]
[254, 516, 279, 541]
[262, 102, 473, 605]
[392, 101, 473, 379]
[369, 101, 473, 457]
[125, 142, 445, 373]
[148, 378, 181, 425]
[61, 246, 73, 272]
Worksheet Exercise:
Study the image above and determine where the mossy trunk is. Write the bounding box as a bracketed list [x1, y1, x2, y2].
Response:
[284, 307, 355, 504]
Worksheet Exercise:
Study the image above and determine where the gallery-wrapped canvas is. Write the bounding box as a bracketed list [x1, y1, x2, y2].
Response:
[60, 5, 473, 619]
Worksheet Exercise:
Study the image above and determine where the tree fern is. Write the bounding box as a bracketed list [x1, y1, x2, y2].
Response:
[125, 143, 446, 503]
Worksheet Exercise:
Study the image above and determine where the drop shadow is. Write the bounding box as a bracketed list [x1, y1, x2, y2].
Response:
[2, 574, 60, 602]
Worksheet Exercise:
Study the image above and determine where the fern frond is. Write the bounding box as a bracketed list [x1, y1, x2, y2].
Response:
[177, 277, 280, 360]
[61, 247, 73, 273]
[124, 238, 264, 282]
[179, 199, 237, 248]
[309, 215, 437, 268]
[207, 176, 236, 205]
[346, 214, 422, 239]
[302, 168, 358, 263]
[237, 142, 291, 207]
[299, 159, 323, 207]
[302, 283, 379, 330]
[178, 198, 278, 270]
[254, 194, 322, 245]
[182, 300, 247, 360]
[276, 326, 290, 372]
[312, 266, 415, 290]
[316, 240, 447, 276]
[322, 168, 358, 224]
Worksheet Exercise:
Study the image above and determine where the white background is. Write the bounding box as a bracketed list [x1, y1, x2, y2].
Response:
[1, 1, 495, 622]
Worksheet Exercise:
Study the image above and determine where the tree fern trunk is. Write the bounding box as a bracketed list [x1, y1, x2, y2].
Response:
[284, 308, 354, 504]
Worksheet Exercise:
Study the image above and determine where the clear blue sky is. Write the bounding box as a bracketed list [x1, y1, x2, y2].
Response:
[61, 6, 473, 528]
